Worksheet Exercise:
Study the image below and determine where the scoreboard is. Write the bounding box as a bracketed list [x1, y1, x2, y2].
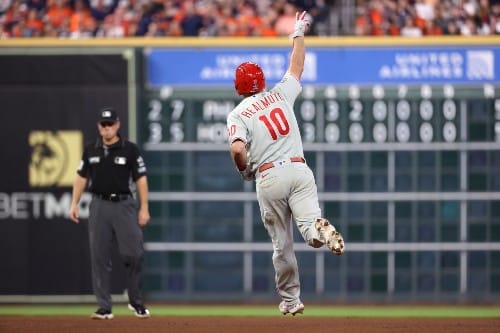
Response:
[141, 84, 500, 146]
[139, 83, 500, 301]
[140, 84, 500, 198]
[138, 41, 500, 302]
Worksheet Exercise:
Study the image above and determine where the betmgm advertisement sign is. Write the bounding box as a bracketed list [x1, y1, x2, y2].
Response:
[0, 52, 130, 295]
[0, 131, 90, 221]
[0, 124, 93, 296]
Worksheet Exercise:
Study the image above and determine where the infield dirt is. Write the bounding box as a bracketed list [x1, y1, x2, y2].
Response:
[1, 317, 500, 333]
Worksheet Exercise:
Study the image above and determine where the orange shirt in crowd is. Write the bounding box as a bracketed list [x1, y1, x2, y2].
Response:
[25, 9, 43, 33]
[46, 2, 73, 28]
[70, 10, 95, 32]
[259, 26, 278, 37]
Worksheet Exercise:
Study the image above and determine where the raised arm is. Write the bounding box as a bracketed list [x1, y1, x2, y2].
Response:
[287, 11, 310, 81]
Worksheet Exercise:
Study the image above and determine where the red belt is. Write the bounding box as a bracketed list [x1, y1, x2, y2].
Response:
[258, 157, 305, 173]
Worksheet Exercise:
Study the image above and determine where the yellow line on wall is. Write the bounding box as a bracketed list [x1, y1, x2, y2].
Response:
[1, 36, 500, 48]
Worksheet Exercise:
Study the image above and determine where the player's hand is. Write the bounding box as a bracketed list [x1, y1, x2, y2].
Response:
[69, 205, 79, 224]
[290, 11, 310, 39]
[138, 208, 150, 228]
[238, 163, 255, 181]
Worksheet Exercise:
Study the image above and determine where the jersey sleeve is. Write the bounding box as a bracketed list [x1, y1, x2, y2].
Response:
[272, 72, 302, 105]
[226, 111, 247, 146]
[76, 146, 90, 178]
[129, 143, 147, 181]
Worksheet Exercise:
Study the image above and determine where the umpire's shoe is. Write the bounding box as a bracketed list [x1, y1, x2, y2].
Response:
[91, 308, 114, 320]
[128, 303, 151, 318]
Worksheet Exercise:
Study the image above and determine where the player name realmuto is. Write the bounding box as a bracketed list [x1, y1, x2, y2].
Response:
[240, 92, 285, 118]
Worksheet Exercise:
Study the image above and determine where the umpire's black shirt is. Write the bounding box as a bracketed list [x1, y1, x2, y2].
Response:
[77, 135, 147, 195]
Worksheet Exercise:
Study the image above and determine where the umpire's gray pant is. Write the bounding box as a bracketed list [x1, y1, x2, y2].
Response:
[88, 197, 145, 311]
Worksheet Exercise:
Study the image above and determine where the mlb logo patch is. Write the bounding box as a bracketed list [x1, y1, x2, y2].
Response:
[115, 156, 127, 165]
[89, 156, 100, 164]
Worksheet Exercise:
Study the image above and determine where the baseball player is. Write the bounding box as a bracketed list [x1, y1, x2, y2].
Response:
[226, 11, 345, 316]
[69, 108, 151, 319]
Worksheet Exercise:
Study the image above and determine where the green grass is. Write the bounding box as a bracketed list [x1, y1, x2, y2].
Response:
[0, 305, 499, 318]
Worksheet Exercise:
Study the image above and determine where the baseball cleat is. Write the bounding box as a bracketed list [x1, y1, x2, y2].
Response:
[128, 303, 151, 318]
[315, 218, 345, 255]
[279, 301, 305, 316]
[91, 308, 114, 320]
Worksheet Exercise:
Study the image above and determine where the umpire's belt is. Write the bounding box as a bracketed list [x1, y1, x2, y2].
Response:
[258, 157, 305, 173]
[94, 193, 131, 202]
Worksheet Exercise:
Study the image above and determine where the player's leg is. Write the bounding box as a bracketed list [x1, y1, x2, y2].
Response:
[289, 164, 345, 254]
[288, 165, 323, 245]
[88, 198, 115, 313]
[256, 172, 302, 311]
[112, 198, 149, 317]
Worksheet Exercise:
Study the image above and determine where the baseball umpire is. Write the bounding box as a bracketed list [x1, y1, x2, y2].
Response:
[226, 11, 345, 316]
[69, 107, 151, 319]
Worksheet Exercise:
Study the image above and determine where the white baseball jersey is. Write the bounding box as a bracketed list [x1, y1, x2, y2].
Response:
[227, 72, 304, 172]
[228, 71, 328, 307]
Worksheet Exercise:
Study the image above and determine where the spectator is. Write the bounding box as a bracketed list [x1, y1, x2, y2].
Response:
[443, 19, 460, 35]
[306, 0, 331, 35]
[387, 13, 401, 35]
[214, 5, 239, 36]
[25, 7, 43, 35]
[422, 14, 442, 35]
[27, 0, 45, 11]
[400, 14, 422, 36]
[275, 2, 298, 36]
[10, 14, 27, 36]
[414, 0, 435, 22]
[490, 1, 500, 34]
[255, 9, 278, 36]
[1, 0, 499, 38]
[368, 0, 386, 35]
[133, 1, 156, 36]
[3, 0, 27, 33]
[45, 0, 73, 29]
[70, 0, 96, 37]
[146, 0, 184, 36]
[461, 15, 478, 35]
[402, 1, 416, 22]
[86, 0, 119, 21]
[0, 0, 12, 14]
[179, 1, 204, 36]
[355, 5, 372, 35]
[237, 4, 262, 36]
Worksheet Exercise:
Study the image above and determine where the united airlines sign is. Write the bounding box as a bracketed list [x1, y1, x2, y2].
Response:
[147, 47, 500, 86]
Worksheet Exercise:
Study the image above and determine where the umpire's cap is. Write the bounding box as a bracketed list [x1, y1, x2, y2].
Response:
[99, 107, 119, 123]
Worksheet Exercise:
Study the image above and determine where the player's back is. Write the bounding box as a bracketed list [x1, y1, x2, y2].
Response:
[235, 74, 304, 168]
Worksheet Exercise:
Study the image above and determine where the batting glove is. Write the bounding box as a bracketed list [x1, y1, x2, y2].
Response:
[290, 11, 310, 39]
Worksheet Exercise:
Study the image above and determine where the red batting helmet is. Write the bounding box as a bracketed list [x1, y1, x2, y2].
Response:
[234, 62, 265, 95]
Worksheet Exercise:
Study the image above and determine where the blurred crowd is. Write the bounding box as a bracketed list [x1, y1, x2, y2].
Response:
[0, 0, 499, 38]
[0, 0, 330, 38]
[355, 0, 500, 36]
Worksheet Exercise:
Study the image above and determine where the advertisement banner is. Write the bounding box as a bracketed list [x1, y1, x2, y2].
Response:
[0, 54, 130, 295]
[147, 46, 500, 86]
